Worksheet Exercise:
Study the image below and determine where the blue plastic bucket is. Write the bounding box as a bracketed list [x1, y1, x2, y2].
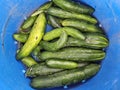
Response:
[0, 0, 120, 90]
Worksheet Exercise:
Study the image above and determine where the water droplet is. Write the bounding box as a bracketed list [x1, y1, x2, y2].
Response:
[24, 16, 27, 20]
[22, 70, 26, 73]
[64, 85, 68, 89]
[82, 80, 86, 83]
[99, 24, 102, 27]
[14, 41, 18, 44]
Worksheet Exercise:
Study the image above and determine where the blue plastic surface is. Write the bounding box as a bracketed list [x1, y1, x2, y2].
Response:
[0, 0, 120, 90]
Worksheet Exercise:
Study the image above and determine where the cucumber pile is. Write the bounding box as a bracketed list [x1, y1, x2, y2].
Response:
[13, 0, 109, 89]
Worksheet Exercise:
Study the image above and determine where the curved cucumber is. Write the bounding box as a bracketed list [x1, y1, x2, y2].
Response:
[17, 13, 47, 60]
[39, 47, 105, 61]
[43, 27, 85, 41]
[52, 0, 94, 14]
[25, 63, 63, 77]
[40, 31, 67, 51]
[46, 59, 78, 69]
[46, 7, 97, 24]
[30, 64, 100, 89]
[62, 19, 102, 33]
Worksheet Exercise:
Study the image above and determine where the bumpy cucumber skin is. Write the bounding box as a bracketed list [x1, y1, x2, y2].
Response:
[52, 0, 94, 14]
[25, 63, 63, 77]
[62, 19, 102, 33]
[39, 48, 105, 61]
[47, 7, 97, 24]
[40, 31, 67, 51]
[30, 64, 100, 89]
[17, 13, 46, 60]
[43, 27, 85, 41]
[46, 59, 78, 69]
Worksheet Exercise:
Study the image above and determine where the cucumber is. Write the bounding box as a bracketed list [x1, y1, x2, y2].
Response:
[52, 0, 94, 14]
[64, 33, 109, 49]
[46, 7, 97, 24]
[26, 61, 89, 77]
[21, 16, 37, 30]
[31, 1, 52, 16]
[21, 56, 38, 67]
[46, 59, 78, 69]
[25, 63, 63, 77]
[17, 13, 47, 60]
[30, 64, 100, 89]
[13, 33, 28, 43]
[43, 27, 85, 41]
[83, 33, 109, 49]
[48, 15, 62, 28]
[39, 47, 105, 61]
[40, 31, 67, 51]
[62, 19, 102, 33]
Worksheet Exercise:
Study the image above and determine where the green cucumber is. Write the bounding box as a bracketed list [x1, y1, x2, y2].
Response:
[43, 27, 85, 41]
[64, 33, 109, 49]
[46, 59, 78, 69]
[62, 19, 102, 33]
[52, 0, 94, 14]
[13, 33, 28, 43]
[40, 31, 67, 51]
[30, 64, 100, 89]
[17, 13, 47, 60]
[46, 7, 97, 24]
[25, 63, 63, 77]
[21, 16, 37, 30]
[21, 57, 38, 67]
[39, 47, 105, 61]
[31, 1, 52, 16]
[26, 61, 89, 77]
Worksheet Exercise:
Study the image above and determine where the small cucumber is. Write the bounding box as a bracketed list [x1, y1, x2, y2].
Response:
[21, 56, 38, 67]
[62, 19, 102, 33]
[46, 59, 78, 69]
[39, 47, 105, 61]
[13, 33, 28, 43]
[52, 0, 94, 14]
[25, 63, 63, 77]
[31, 1, 52, 16]
[46, 7, 97, 24]
[17, 13, 47, 60]
[40, 31, 67, 51]
[43, 27, 85, 41]
[21, 16, 37, 30]
[30, 64, 100, 89]
[48, 15, 62, 28]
